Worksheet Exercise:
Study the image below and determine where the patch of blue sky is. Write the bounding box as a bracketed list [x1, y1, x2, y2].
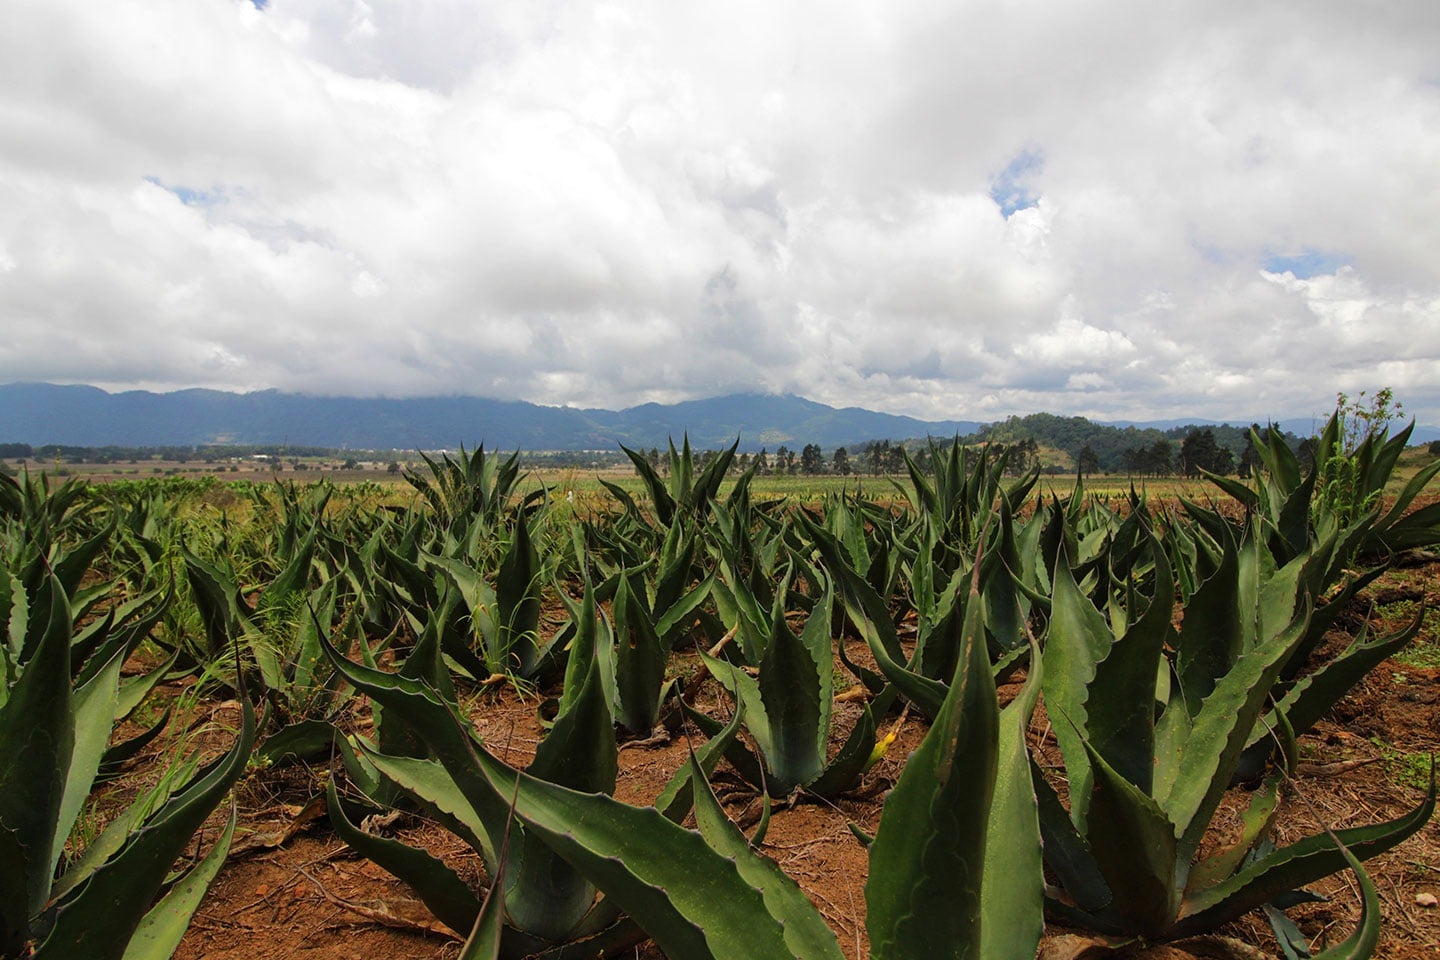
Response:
[1261, 248, 1352, 278]
[989, 149, 1044, 217]
[250, 0, 268, 9]
[144, 177, 225, 208]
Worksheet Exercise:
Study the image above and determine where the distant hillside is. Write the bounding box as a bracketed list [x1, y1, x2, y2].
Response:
[5, 383, 1434, 458]
[1108, 416, 1440, 446]
[0, 383, 981, 451]
[975, 413, 1273, 472]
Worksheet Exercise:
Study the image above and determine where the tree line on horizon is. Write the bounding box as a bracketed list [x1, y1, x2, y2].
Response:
[11, 413, 1427, 481]
[628, 420, 1310, 479]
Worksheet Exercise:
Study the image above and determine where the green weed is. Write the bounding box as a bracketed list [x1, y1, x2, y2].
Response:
[1373, 599, 1440, 669]
[1396, 640, 1440, 670]
[1370, 738, 1436, 790]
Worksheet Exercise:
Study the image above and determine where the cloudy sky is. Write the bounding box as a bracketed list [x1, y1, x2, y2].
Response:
[2, 0, 1439, 425]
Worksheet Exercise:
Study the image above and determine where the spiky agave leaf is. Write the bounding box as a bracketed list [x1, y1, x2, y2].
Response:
[481, 746, 844, 960]
[322, 605, 849, 959]
[321, 591, 617, 945]
[612, 571, 669, 735]
[34, 698, 255, 960]
[118, 807, 238, 960]
[1170, 770, 1434, 937]
[701, 609, 826, 797]
[866, 561, 1010, 960]
[979, 635, 1046, 960]
[0, 573, 73, 950]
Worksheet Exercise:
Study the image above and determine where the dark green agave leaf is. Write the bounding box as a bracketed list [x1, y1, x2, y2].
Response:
[866, 568, 999, 960]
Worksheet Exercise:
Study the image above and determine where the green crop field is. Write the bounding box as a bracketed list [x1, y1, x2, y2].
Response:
[2, 419, 1437, 960]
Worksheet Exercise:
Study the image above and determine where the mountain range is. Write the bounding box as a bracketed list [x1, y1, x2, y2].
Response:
[0, 383, 982, 451]
[2, 383, 1435, 451]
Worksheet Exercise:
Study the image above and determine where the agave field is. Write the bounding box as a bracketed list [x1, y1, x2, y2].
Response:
[2, 420, 1438, 960]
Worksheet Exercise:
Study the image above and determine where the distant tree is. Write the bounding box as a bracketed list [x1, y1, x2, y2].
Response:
[1428, 440, 1440, 457]
[1076, 443, 1100, 477]
[832, 446, 851, 476]
[755, 448, 770, 475]
[866, 440, 889, 475]
[342, 458, 359, 470]
[885, 444, 906, 475]
[775, 446, 792, 475]
[1212, 446, 1235, 475]
[800, 443, 824, 475]
[1178, 428, 1226, 477]
[1006, 438, 1039, 476]
[1145, 440, 1174, 477]
[386, 461, 400, 474]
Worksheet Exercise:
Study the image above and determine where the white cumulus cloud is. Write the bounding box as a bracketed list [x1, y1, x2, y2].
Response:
[1, 0, 1438, 425]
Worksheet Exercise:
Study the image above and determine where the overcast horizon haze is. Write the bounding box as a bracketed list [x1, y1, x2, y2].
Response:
[3, 1, 1438, 426]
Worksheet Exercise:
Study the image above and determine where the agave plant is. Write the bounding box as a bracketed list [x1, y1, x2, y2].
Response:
[608, 436, 743, 529]
[1173, 499, 1430, 778]
[691, 568, 878, 799]
[1035, 533, 1435, 944]
[804, 513, 1030, 717]
[0, 468, 98, 559]
[404, 444, 528, 541]
[0, 472, 122, 653]
[422, 503, 556, 682]
[322, 584, 641, 958]
[182, 541, 319, 695]
[1204, 414, 1440, 567]
[0, 572, 255, 960]
[809, 490, 905, 619]
[588, 522, 715, 735]
[329, 555, 1047, 960]
[900, 437, 1040, 573]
